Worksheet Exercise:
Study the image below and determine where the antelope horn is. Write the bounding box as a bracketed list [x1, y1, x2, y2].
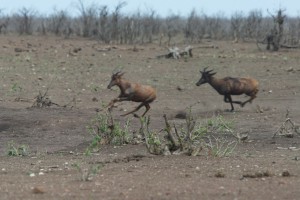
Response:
[202, 67, 209, 72]
[112, 67, 123, 75]
[115, 71, 122, 76]
[112, 69, 119, 75]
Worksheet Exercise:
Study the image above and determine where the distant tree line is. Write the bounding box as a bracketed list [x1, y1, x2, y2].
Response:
[0, 1, 300, 48]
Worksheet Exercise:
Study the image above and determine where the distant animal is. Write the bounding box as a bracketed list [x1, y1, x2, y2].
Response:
[196, 67, 258, 111]
[107, 70, 156, 117]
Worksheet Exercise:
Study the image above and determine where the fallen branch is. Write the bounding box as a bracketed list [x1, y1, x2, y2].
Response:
[157, 46, 193, 59]
[280, 44, 300, 49]
[93, 45, 144, 52]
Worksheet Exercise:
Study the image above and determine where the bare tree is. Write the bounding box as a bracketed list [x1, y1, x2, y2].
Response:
[36, 17, 47, 35]
[111, 1, 127, 42]
[244, 10, 263, 40]
[119, 16, 134, 44]
[185, 9, 198, 42]
[0, 12, 9, 34]
[140, 9, 160, 44]
[284, 17, 300, 46]
[262, 9, 287, 51]
[165, 14, 182, 46]
[230, 11, 244, 42]
[132, 11, 142, 43]
[14, 7, 36, 35]
[0, 5, 299, 47]
[270, 9, 286, 50]
[76, 0, 98, 37]
[98, 5, 110, 43]
[204, 14, 228, 40]
[48, 9, 69, 36]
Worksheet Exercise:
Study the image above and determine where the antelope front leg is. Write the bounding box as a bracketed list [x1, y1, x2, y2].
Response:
[224, 95, 235, 112]
[107, 96, 132, 112]
[106, 98, 120, 112]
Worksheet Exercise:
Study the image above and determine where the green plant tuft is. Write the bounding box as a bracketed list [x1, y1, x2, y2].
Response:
[85, 112, 132, 154]
[7, 141, 30, 156]
[72, 163, 103, 181]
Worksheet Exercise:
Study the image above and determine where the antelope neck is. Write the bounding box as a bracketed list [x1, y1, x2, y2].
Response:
[208, 77, 220, 90]
[117, 79, 131, 93]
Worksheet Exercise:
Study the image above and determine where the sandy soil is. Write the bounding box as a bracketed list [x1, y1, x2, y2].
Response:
[0, 35, 300, 199]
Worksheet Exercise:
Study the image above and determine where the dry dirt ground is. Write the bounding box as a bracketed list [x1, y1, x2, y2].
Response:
[0, 35, 300, 200]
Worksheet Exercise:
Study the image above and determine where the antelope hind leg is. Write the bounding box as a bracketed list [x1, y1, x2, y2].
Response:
[121, 102, 145, 117]
[106, 98, 119, 112]
[241, 95, 256, 107]
[131, 104, 150, 118]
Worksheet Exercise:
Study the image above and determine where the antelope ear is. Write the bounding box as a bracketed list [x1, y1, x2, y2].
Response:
[210, 72, 217, 76]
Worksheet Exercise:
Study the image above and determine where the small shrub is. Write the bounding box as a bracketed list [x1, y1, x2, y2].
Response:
[9, 83, 24, 98]
[111, 118, 131, 145]
[206, 136, 237, 157]
[91, 85, 100, 92]
[146, 132, 162, 155]
[141, 108, 237, 157]
[86, 112, 132, 153]
[86, 113, 109, 153]
[206, 115, 234, 134]
[72, 163, 102, 181]
[141, 116, 162, 155]
[7, 141, 29, 156]
[11, 83, 22, 93]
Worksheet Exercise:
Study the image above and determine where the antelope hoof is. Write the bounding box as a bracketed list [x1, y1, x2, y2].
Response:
[240, 103, 245, 107]
[133, 113, 141, 118]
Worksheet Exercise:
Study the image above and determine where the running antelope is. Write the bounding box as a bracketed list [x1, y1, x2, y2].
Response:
[107, 71, 156, 117]
[196, 67, 258, 111]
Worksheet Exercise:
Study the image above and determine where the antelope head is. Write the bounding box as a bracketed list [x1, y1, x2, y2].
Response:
[107, 70, 125, 89]
[196, 67, 216, 86]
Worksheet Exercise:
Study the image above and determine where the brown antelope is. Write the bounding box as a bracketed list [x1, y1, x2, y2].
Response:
[107, 71, 156, 117]
[196, 67, 258, 111]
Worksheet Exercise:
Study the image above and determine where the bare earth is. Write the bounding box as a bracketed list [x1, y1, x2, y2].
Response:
[0, 35, 299, 200]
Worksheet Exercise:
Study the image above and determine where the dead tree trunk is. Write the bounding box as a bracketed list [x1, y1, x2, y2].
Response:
[266, 9, 286, 51]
